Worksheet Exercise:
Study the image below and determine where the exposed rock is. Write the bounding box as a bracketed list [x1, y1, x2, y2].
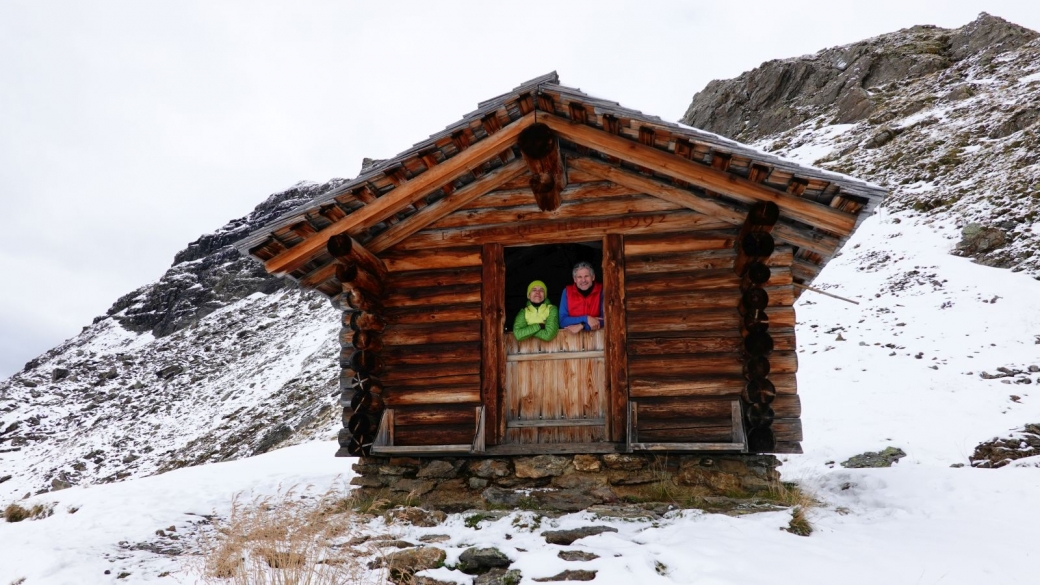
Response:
[542, 526, 618, 545]
[481, 486, 523, 508]
[370, 547, 447, 583]
[252, 424, 293, 455]
[571, 454, 601, 472]
[534, 569, 597, 582]
[474, 568, 523, 585]
[515, 455, 570, 478]
[385, 507, 447, 527]
[51, 368, 69, 382]
[531, 490, 599, 512]
[155, 365, 184, 380]
[458, 547, 512, 574]
[970, 424, 1040, 468]
[418, 534, 451, 543]
[681, 13, 1037, 143]
[601, 453, 646, 470]
[467, 459, 511, 478]
[558, 550, 600, 562]
[841, 447, 907, 468]
[417, 460, 458, 479]
[957, 224, 1007, 256]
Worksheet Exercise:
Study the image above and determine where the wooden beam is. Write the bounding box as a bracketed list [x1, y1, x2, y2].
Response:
[481, 243, 505, 446]
[366, 158, 527, 253]
[571, 156, 840, 256]
[539, 114, 856, 234]
[392, 211, 730, 250]
[264, 112, 535, 275]
[603, 234, 628, 443]
[518, 122, 567, 211]
[326, 234, 387, 280]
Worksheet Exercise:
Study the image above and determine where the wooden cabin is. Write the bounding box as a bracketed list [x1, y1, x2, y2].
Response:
[235, 72, 885, 460]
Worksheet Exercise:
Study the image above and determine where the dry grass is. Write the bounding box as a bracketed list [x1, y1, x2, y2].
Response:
[194, 485, 384, 585]
[4, 502, 54, 523]
[769, 481, 820, 536]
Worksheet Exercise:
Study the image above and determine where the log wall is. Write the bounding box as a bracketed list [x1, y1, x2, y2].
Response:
[378, 245, 484, 446]
[624, 234, 801, 450]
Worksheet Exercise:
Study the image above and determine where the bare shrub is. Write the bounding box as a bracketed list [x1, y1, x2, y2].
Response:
[4, 502, 54, 523]
[195, 485, 383, 585]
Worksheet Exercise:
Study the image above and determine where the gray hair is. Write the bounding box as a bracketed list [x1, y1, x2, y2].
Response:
[572, 261, 596, 278]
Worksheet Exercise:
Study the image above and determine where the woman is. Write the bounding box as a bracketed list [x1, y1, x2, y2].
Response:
[513, 280, 560, 342]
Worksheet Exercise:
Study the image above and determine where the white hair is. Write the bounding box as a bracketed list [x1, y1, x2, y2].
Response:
[572, 261, 595, 278]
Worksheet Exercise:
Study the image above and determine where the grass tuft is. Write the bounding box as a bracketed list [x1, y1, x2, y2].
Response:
[193, 485, 382, 585]
[4, 502, 54, 523]
[786, 506, 813, 537]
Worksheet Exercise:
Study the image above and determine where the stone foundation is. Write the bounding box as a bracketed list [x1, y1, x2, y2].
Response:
[350, 453, 780, 512]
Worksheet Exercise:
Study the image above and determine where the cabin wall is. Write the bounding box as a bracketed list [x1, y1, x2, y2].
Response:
[378, 246, 484, 446]
[623, 235, 802, 451]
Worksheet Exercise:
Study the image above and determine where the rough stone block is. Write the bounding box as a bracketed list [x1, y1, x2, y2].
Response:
[467, 459, 511, 478]
[572, 454, 602, 472]
[602, 453, 646, 470]
[515, 455, 570, 478]
[417, 460, 457, 479]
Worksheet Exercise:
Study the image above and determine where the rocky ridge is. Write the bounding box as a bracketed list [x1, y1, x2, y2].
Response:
[682, 13, 1040, 275]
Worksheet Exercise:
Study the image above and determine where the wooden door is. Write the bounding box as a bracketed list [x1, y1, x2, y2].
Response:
[503, 330, 607, 444]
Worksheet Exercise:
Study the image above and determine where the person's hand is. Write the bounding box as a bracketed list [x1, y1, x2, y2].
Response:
[587, 316, 603, 331]
[565, 323, 584, 334]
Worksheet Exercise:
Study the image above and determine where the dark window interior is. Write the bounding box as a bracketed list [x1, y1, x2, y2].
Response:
[504, 242, 602, 332]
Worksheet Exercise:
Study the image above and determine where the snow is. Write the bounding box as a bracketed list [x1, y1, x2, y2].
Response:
[2, 210, 1039, 584]
[1017, 71, 1040, 83]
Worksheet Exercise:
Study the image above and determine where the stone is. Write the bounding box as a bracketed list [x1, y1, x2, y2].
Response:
[369, 547, 447, 581]
[572, 454, 601, 472]
[458, 547, 512, 574]
[413, 577, 459, 585]
[156, 364, 184, 380]
[474, 568, 523, 585]
[390, 478, 437, 496]
[482, 487, 523, 508]
[841, 447, 907, 468]
[417, 460, 457, 479]
[558, 550, 599, 562]
[515, 455, 570, 478]
[551, 472, 607, 490]
[601, 453, 646, 470]
[51, 368, 69, 381]
[385, 507, 447, 527]
[467, 459, 511, 478]
[469, 477, 489, 489]
[419, 534, 451, 543]
[675, 466, 741, 493]
[531, 489, 599, 512]
[534, 569, 597, 581]
[957, 223, 1006, 256]
[606, 470, 657, 486]
[349, 475, 387, 488]
[541, 526, 618, 545]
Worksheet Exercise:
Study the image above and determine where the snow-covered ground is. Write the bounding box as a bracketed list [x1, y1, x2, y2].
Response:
[2, 210, 1038, 584]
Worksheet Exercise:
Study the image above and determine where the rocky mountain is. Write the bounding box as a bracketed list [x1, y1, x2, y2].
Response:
[2, 13, 1039, 500]
[682, 13, 1040, 274]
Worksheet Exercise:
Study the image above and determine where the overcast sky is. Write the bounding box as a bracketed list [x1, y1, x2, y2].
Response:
[2, 1, 1038, 378]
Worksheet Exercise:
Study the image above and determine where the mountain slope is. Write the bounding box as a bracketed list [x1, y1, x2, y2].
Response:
[682, 12, 1040, 275]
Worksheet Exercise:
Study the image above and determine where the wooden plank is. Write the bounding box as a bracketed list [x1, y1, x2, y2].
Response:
[507, 418, 606, 428]
[381, 247, 481, 272]
[543, 115, 858, 234]
[629, 352, 798, 378]
[623, 232, 736, 256]
[393, 212, 731, 250]
[394, 424, 473, 447]
[484, 442, 623, 455]
[384, 303, 481, 326]
[462, 181, 636, 209]
[625, 286, 794, 312]
[264, 113, 535, 275]
[481, 243, 505, 446]
[773, 418, 803, 442]
[387, 267, 481, 289]
[384, 283, 482, 308]
[603, 234, 628, 443]
[628, 306, 795, 335]
[625, 270, 742, 295]
[366, 158, 528, 253]
[634, 399, 734, 420]
[628, 330, 796, 355]
[382, 361, 481, 381]
[630, 442, 745, 452]
[382, 342, 480, 365]
[506, 350, 605, 362]
[382, 321, 481, 346]
[624, 247, 793, 276]
[371, 444, 471, 455]
[394, 405, 476, 426]
[629, 373, 797, 398]
[429, 195, 681, 230]
[385, 387, 481, 406]
[384, 374, 481, 389]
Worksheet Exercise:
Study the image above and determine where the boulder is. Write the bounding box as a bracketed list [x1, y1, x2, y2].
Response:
[385, 507, 447, 527]
[458, 547, 512, 575]
[841, 447, 907, 468]
[541, 526, 618, 545]
[515, 455, 570, 478]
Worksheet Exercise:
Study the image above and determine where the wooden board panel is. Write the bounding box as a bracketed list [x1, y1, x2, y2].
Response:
[394, 405, 476, 427]
[382, 342, 480, 365]
[623, 232, 736, 256]
[504, 330, 607, 444]
[629, 352, 798, 378]
[385, 386, 481, 406]
[384, 303, 481, 326]
[634, 398, 733, 420]
[636, 420, 734, 443]
[394, 424, 473, 446]
[625, 286, 794, 311]
[381, 320, 481, 346]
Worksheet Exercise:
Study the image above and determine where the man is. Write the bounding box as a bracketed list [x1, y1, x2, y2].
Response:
[559, 261, 603, 334]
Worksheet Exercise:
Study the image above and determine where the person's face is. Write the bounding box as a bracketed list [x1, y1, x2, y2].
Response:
[573, 268, 595, 292]
[528, 286, 546, 303]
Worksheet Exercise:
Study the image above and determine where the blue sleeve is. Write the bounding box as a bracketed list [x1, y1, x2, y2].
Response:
[558, 289, 589, 329]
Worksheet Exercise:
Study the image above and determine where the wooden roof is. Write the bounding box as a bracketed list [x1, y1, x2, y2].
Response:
[235, 72, 886, 296]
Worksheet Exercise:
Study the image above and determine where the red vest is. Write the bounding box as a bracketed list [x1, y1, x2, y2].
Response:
[565, 282, 602, 318]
